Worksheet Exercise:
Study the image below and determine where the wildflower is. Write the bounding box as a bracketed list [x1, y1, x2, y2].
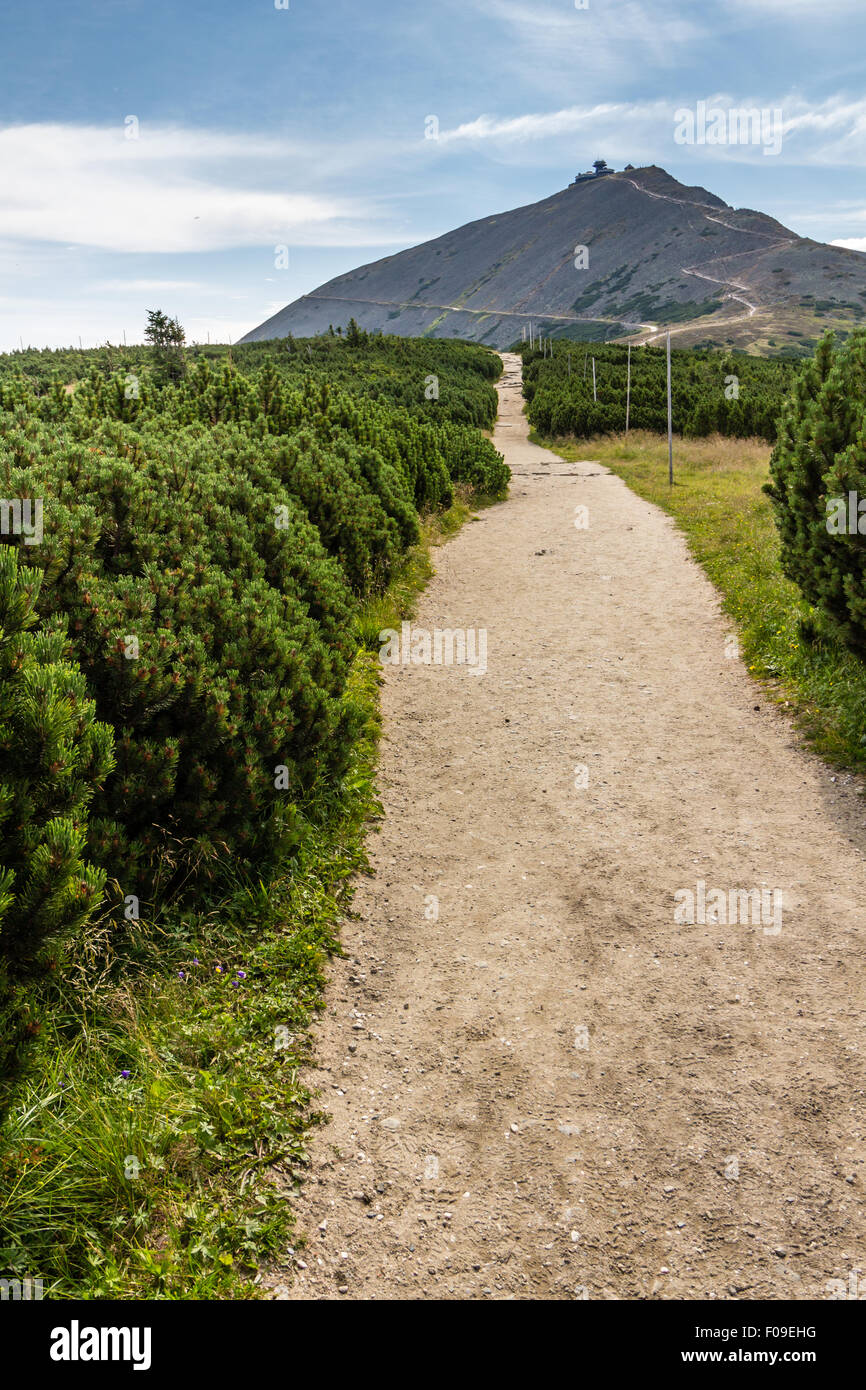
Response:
[120, 1070, 131, 1079]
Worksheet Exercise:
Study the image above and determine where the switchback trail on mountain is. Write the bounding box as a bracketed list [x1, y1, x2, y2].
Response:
[274, 353, 866, 1301]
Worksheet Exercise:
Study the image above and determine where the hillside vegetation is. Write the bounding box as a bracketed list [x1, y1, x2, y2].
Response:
[0, 330, 506, 1297]
[521, 339, 802, 442]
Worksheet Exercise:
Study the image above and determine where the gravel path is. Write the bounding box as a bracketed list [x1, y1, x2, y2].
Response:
[275, 353, 866, 1301]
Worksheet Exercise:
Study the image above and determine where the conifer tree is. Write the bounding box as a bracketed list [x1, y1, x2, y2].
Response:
[144, 309, 187, 384]
[765, 330, 866, 648]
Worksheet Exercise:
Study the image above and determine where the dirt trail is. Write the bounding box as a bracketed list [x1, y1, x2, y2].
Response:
[617, 174, 791, 344]
[275, 354, 866, 1301]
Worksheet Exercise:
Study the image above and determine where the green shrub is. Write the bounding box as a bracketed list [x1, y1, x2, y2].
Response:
[0, 546, 113, 969]
[0, 335, 507, 911]
[522, 340, 798, 444]
[0, 331, 507, 1285]
[0, 415, 360, 904]
[442, 423, 511, 496]
[765, 330, 866, 650]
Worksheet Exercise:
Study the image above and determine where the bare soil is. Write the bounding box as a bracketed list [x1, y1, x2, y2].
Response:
[272, 353, 866, 1301]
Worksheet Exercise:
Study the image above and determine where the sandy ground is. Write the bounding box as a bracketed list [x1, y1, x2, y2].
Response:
[270, 353, 866, 1301]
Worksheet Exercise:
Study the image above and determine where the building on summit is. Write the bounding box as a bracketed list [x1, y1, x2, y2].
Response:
[572, 159, 616, 184]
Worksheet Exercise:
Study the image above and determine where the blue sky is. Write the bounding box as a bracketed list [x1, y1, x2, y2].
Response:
[2, 0, 866, 349]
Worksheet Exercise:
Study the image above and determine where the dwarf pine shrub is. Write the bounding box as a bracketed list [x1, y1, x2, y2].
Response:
[0, 547, 113, 968]
[765, 330, 866, 650]
[523, 340, 798, 443]
[1, 415, 361, 904]
[0, 336, 507, 913]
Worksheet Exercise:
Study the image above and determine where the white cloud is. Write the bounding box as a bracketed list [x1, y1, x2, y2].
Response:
[0, 124, 407, 254]
[779, 97, 866, 164]
[434, 93, 866, 169]
[831, 238, 866, 252]
[473, 0, 707, 71]
[438, 102, 645, 147]
[729, 0, 860, 8]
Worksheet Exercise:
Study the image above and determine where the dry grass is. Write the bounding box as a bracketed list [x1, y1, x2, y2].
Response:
[539, 428, 772, 473]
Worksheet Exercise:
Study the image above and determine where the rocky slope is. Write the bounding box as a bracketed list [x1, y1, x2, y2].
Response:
[240, 166, 866, 354]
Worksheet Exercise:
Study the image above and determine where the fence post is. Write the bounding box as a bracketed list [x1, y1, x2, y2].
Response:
[667, 331, 674, 485]
[626, 343, 631, 435]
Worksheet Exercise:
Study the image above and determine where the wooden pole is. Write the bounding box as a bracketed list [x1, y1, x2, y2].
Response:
[625, 343, 631, 435]
[592, 356, 597, 403]
[666, 331, 674, 485]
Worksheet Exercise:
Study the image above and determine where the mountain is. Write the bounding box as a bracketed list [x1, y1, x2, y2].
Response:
[239, 165, 866, 355]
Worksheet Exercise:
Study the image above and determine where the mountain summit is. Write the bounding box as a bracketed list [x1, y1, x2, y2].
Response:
[240, 165, 866, 354]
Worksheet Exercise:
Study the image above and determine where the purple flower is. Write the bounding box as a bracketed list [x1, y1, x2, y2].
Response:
[120, 1070, 131, 1079]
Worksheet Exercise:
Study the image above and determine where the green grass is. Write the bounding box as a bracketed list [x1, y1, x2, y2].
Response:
[0, 655, 381, 1299]
[541, 429, 866, 769]
[0, 493, 489, 1300]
